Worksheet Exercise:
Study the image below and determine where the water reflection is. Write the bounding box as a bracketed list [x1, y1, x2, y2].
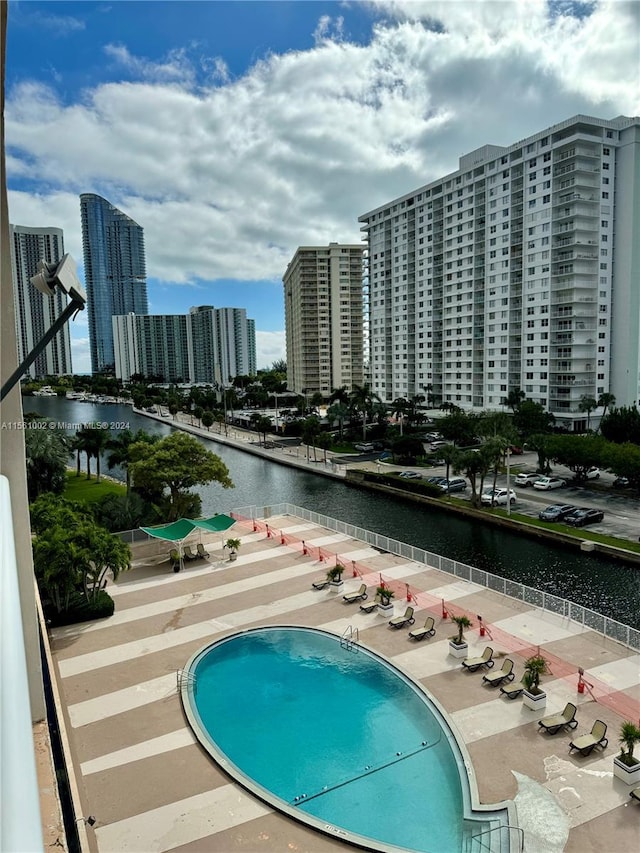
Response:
[25, 397, 640, 628]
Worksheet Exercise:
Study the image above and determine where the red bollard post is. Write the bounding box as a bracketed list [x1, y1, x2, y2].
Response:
[577, 667, 585, 693]
[478, 615, 485, 637]
[302, 541, 308, 555]
[281, 532, 286, 544]
[266, 524, 271, 539]
[442, 599, 449, 619]
[319, 549, 324, 562]
[253, 520, 258, 532]
[406, 584, 412, 602]
[352, 560, 357, 577]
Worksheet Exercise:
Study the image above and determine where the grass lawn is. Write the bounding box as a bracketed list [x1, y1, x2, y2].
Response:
[64, 471, 126, 504]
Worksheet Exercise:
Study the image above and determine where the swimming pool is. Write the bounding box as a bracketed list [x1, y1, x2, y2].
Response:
[181, 626, 512, 852]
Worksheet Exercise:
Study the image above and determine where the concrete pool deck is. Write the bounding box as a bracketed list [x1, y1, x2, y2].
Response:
[47, 513, 640, 852]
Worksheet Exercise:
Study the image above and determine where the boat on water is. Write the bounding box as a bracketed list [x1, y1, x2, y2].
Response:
[33, 386, 57, 397]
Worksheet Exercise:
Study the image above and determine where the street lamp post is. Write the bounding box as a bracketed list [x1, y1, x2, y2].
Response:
[506, 447, 511, 517]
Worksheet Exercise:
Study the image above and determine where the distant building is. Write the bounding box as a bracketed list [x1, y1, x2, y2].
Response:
[283, 243, 364, 395]
[9, 224, 72, 379]
[81, 193, 148, 374]
[189, 306, 256, 383]
[359, 114, 640, 429]
[113, 306, 256, 384]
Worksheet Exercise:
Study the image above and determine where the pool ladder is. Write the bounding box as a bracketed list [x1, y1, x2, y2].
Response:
[176, 669, 197, 694]
[340, 625, 359, 652]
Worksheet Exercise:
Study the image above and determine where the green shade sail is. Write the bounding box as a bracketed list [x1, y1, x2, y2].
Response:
[193, 514, 236, 533]
[140, 514, 236, 542]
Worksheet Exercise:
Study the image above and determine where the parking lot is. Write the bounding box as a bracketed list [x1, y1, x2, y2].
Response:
[356, 450, 640, 545]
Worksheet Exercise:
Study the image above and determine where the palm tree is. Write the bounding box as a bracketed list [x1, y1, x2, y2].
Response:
[350, 383, 380, 441]
[422, 383, 436, 408]
[391, 398, 410, 434]
[106, 429, 135, 494]
[579, 395, 598, 431]
[76, 424, 110, 482]
[326, 401, 350, 439]
[501, 387, 526, 412]
[302, 416, 321, 462]
[75, 425, 95, 480]
[25, 428, 69, 499]
[597, 392, 616, 430]
[69, 433, 84, 477]
[329, 386, 350, 406]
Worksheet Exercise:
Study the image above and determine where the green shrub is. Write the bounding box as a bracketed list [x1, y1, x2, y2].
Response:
[45, 589, 115, 627]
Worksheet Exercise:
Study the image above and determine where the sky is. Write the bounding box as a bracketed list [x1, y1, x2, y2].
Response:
[5, 0, 640, 373]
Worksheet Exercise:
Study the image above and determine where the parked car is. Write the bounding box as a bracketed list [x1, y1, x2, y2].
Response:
[509, 445, 524, 455]
[565, 507, 605, 527]
[585, 467, 600, 480]
[538, 504, 579, 522]
[613, 476, 630, 488]
[438, 477, 467, 493]
[398, 471, 422, 479]
[481, 488, 517, 506]
[430, 440, 450, 450]
[533, 476, 566, 491]
[514, 472, 544, 487]
[425, 475, 447, 484]
[354, 443, 374, 452]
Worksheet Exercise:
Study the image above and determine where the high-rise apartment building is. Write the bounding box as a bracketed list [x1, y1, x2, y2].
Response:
[189, 306, 256, 383]
[81, 193, 148, 374]
[283, 243, 364, 395]
[113, 306, 256, 384]
[359, 115, 640, 429]
[9, 224, 72, 379]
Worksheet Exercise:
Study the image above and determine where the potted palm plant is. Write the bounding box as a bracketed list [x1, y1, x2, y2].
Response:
[522, 654, 550, 710]
[327, 563, 345, 592]
[376, 584, 395, 616]
[613, 721, 640, 784]
[225, 538, 242, 561]
[449, 615, 472, 658]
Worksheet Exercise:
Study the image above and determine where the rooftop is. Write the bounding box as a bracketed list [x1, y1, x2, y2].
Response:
[45, 510, 640, 852]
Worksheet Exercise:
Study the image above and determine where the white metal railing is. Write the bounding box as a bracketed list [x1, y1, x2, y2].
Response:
[229, 503, 640, 652]
[117, 502, 640, 652]
[0, 475, 44, 853]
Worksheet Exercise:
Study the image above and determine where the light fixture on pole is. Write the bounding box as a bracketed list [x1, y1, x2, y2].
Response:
[1, 254, 86, 402]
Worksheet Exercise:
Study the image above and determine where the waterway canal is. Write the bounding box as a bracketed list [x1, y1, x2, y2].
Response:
[25, 396, 640, 628]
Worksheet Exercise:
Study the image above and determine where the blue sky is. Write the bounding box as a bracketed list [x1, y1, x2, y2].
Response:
[6, 0, 639, 371]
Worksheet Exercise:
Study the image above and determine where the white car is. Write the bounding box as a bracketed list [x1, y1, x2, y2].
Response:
[514, 472, 543, 487]
[481, 488, 517, 506]
[398, 471, 422, 479]
[533, 476, 566, 491]
[585, 467, 600, 479]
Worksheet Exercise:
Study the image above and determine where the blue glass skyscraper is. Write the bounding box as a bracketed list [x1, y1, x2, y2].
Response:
[80, 193, 148, 374]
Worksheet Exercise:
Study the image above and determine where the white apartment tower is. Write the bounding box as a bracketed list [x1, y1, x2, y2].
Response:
[9, 225, 72, 379]
[283, 243, 365, 395]
[113, 306, 256, 384]
[359, 115, 640, 429]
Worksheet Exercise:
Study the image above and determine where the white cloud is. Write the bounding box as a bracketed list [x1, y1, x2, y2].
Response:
[6, 1, 639, 332]
[255, 330, 286, 370]
[69, 333, 91, 376]
[29, 11, 85, 37]
[104, 43, 198, 85]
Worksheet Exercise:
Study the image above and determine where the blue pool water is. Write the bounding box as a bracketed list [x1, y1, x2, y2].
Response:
[184, 627, 500, 853]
